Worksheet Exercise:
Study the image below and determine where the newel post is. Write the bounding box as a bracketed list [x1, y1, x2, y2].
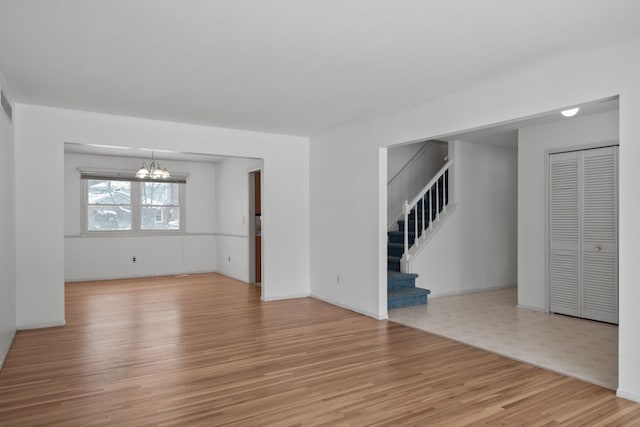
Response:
[402, 200, 410, 263]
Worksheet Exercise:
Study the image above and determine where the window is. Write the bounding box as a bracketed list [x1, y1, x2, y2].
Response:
[87, 179, 132, 231]
[82, 172, 185, 234]
[141, 182, 181, 230]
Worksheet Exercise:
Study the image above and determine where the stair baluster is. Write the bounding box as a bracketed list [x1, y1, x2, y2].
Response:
[421, 196, 426, 237]
[414, 205, 419, 248]
[399, 159, 452, 270]
[429, 189, 433, 230]
[403, 201, 409, 261]
[443, 171, 448, 214]
[436, 178, 440, 222]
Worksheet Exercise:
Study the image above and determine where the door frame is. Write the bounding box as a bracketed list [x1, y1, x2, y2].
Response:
[248, 168, 262, 285]
[544, 140, 619, 314]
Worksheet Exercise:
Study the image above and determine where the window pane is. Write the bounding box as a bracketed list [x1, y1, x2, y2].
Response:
[141, 182, 179, 206]
[141, 207, 180, 230]
[88, 180, 130, 205]
[88, 206, 132, 231]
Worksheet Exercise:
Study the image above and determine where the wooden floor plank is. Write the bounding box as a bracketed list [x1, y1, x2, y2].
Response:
[0, 273, 639, 426]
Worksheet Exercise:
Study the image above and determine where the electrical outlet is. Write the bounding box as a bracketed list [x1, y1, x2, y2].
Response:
[132, 256, 137, 263]
[228, 256, 231, 262]
[337, 274, 340, 284]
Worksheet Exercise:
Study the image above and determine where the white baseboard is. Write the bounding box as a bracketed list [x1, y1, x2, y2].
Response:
[213, 270, 254, 284]
[0, 329, 16, 371]
[428, 284, 516, 299]
[64, 269, 218, 283]
[617, 389, 640, 403]
[310, 294, 387, 320]
[17, 320, 66, 330]
[262, 293, 310, 302]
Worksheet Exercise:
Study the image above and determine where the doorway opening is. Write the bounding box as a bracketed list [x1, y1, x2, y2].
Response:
[249, 169, 262, 285]
[387, 96, 620, 389]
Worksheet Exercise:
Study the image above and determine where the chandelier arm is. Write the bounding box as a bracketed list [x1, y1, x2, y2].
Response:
[137, 153, 170, 179]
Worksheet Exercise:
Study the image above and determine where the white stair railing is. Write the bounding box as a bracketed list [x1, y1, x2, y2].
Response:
[401, 159, 452, 265]
[387, 141, 449, 230]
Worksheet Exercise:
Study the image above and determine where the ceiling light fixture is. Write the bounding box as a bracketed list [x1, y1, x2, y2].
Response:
[136, 151, 171, 179]
[561, 107, 580, 117]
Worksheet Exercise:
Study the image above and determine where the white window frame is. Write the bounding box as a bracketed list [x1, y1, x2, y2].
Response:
[80, 169, 187, 236]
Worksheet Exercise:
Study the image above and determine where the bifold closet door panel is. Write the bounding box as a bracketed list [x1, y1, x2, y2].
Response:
[549, 151, 581, 318]
[581, 146, 618, 324]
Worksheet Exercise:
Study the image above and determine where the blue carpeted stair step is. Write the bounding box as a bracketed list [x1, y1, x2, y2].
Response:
[388, 256, 401, 272]
[387, 243, 405, 258]
[409, 205, 437, 215]
[386, 270, 430, 309]
[388, 287, 430, 310]
[387, 271, 419, 290]
[407, 213, 437, 224]
[397, 219, 431, 234]
[388, 231, 415, 245]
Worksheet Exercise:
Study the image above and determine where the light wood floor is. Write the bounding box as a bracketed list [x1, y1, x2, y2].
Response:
[1, 274, 639, 426]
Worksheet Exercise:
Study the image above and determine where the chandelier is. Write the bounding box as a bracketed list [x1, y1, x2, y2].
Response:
[135, 151, 171, 179]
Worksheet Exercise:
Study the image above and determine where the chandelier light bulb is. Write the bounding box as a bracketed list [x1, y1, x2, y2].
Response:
[136, 152, 171, 180]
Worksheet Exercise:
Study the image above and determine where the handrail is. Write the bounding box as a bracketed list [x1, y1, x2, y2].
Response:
[387, 140, 443, 186]
[401, 158, 452, 266]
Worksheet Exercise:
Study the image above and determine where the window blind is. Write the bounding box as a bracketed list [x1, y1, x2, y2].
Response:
[79, 168, 187, 184]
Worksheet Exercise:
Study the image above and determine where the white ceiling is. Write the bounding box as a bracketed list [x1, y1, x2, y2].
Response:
[447, 97, 619, 148]
[0, 1, 638, 137]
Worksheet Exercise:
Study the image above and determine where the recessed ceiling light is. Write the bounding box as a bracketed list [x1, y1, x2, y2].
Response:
[561, 107, 580, 117]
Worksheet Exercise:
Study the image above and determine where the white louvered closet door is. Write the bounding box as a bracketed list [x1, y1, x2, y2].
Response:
[549, 151, 581, 318]
[549, 146, 618, 324]
[581, 147, 618, 323]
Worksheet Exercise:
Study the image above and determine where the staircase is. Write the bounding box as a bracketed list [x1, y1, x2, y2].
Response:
[386, 200, 431, 310]
[386, 168, 450, 310]
[387, 271, 428, 309]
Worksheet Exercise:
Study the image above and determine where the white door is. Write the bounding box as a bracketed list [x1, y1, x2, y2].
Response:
[549, 146, 618, 324]
[549, 151, 581, 318]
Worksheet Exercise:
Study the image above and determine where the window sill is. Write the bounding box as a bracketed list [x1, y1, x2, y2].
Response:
[76, 231, 187, 238]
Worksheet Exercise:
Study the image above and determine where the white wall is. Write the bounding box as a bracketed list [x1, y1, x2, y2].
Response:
[214, 156, 263, 282]
[65, 235, 216, 281]
[410, 140, 517, 296]
[0, 73, 16, 369]
[63, 153, 217, 281]
[14, 105, 309, 330]
[310, 126, 385, 318]
[387, 141, 427, 179]
[309, 37, 640, 400]
[518, 109, 619, 310]
[387, 141, 448, 179]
